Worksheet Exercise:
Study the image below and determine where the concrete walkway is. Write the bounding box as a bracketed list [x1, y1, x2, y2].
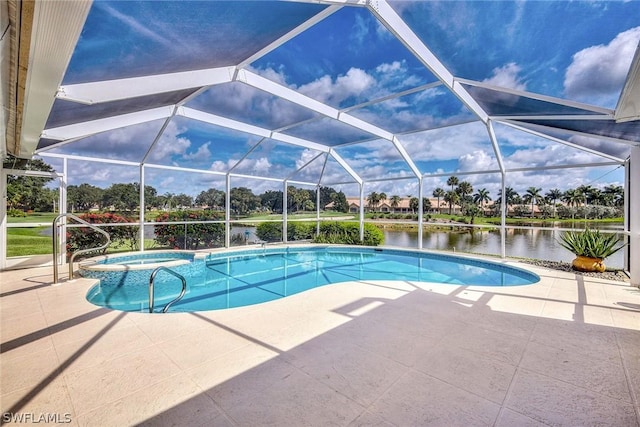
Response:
[1, 259, 639, 426]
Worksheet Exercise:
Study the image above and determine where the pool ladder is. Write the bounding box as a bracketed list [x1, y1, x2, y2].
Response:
[52, 213, 111, 283]
[148, 267, 187, 313]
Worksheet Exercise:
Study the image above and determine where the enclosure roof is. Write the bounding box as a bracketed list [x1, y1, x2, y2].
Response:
[4, 0, 640, 186]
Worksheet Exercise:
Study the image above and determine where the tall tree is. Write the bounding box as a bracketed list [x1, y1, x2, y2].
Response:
[390, 195, 401, 211]
[446, 176, 459, 194]
[545, 188, 563, 217]
[456, 181, 473, 204]
[473, 188, 491, 212]
[409, 197, 419, 213]
[602, 184, 623, 207]
[523, 187, 543, 217]
[4, 157, 56, 212]
[444, 190, 460, 215]
[102, 183, 139, 212]
[562, 189, 585, 208]
[433, 188, 445, 214]
[366, 192, 381, 211]
[67, 184, 104, 212]
[196, 188, 226, 209]
[230, 187, 260, 215]
[330, 191, 349, 213]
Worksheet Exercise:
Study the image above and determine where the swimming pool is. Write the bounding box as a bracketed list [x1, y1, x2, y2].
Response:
[84, 246, 539, 313]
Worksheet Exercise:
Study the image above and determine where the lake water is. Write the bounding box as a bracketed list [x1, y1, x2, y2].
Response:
[382, 226, 626, 269]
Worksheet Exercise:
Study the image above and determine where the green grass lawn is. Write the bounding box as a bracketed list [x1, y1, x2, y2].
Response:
[7, 227, 52, 256]
[7, 212, 59, 224]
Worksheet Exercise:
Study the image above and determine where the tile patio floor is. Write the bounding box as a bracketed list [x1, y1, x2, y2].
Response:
[1, 257, 639, 426]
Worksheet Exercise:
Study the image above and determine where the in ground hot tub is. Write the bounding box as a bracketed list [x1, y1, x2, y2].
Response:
[78, 250, 205, 287]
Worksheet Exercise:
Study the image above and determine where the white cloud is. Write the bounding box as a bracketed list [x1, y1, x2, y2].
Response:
[183, 142, 212, 161]
[483, 62, 527, 91]
[298, 67, 376, 105]
[458, 150, 498, 172]
[564, 26, 640, 106]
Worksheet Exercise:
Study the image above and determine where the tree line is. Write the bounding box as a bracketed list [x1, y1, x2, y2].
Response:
[64, 183, 351, 216]
[365, 177, 624, 220]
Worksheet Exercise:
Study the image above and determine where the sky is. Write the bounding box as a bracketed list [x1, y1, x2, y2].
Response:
[39, 0, 640, 201]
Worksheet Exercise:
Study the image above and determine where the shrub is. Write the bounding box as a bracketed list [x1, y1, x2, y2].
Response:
[154, 210, 224, 249]
[255, 222, 316, 242]
[7, 208, 27, 217]
[256, 222, 282, 242]
[314, 222, 383, 246]
[66, 212, 136, 258]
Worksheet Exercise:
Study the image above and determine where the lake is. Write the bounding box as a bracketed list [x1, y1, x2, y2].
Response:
[382, 226, 626, 269]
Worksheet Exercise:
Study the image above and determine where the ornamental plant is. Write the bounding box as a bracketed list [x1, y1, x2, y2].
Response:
[557, 228, 625, 260]
[66, 212, 137, 258]
[154, 210, 224, 250]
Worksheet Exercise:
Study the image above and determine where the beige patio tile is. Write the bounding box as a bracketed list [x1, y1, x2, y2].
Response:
[63, 346, 182, 416]
[74, 374, 225, 427]
[284, 336, 409, 406]
[520, 340, 632, 402]
[505, 369, 636, 426]
[412, 341, 517, 404]
[218, 368, 365, 426]
[369, 370, 501, 426]
[155, 324, 252, 369]
[0, 348, 62, 396]
[531, 318, 621, 364]
[494, 408, 551, 427]
[53, 323, 155, 372]
[0, 378, 76, 427]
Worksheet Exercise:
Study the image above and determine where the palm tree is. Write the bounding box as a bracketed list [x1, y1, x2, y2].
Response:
[390, 195, 401, 212]
[366, 191, 380, 212]
[545, 188, 563, 217]
[523, 187, 543, 218]
[409, 197, 419, 213]
[576, 185, 594, 206]
[444, 190, 460, 215]
[456, 181, 473, 204]
[562, 189, 583, 207]
[497, 187, 518, 215]
[446, 176, 459, 195]
[473, 188, 491, 213]
[603, 184, 623, 207]
[378, 192, 387, 210]
[433, 188, 445, 214]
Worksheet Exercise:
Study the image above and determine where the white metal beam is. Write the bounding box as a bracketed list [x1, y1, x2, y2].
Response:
[391, 136, 421, 178]
[367, 0, 489, 123]
[498, 120, 627, 163]
[179, 106, 330, 153]
[41, 106, 174, 141]
[238, 69, 394, 140]
[57, 67, 236, 104]
[238, 5, 343, 68]
[500, 119, 640, 148]
[329, 149, 363, 185]
[615, 45, 640, 123]
[457, 78, 615, 116]
[629, 146, 640, 286]
[487, 120, 505, 173]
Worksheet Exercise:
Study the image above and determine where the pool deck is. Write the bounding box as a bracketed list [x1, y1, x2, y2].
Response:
[1, 258, 639, 426]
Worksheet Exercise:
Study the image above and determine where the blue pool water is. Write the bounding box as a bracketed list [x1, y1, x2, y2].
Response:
[85, 246, 539, 313]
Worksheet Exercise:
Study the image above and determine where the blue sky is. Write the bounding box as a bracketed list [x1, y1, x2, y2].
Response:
[41, 1, 639, 200]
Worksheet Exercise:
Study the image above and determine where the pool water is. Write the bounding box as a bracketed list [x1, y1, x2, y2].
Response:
[86, 247, 539, 312]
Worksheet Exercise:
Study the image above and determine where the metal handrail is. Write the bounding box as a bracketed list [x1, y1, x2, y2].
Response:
[52, 213, 111, 283]
[148, 267, 187, 313]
